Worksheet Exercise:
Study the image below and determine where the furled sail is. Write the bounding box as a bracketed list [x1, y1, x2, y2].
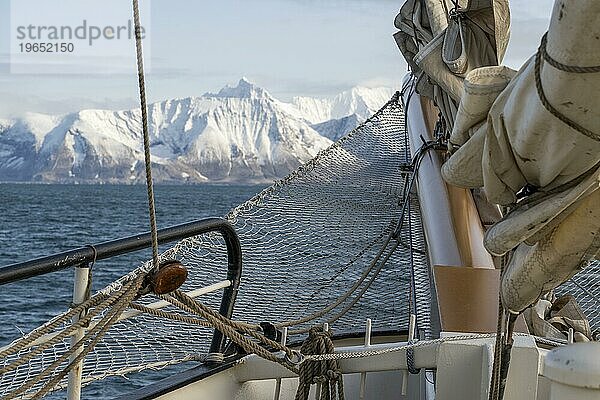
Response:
[441, 0, 600, 313]
[394, 0, 510, 128]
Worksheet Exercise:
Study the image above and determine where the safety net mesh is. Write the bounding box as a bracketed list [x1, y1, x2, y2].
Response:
[556, 260, 600, 335]
[1, 92, 600, 399]
[0, 95, 434, 398]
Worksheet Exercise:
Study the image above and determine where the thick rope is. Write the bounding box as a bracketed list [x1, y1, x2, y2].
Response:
[488, 292, 504, 400]
[170, 291, 290, 354]
[132, 0, 160, 271]
[540, 33, 600, 74]
[295, 327, 344, 400]
[406, 340, 420, 374]
[164, 291, 258, 332]
[3, 276, 144, 399]
[0, 291, 123, 375]
[30, 276, 145, 400]
[0, 292, 108, 360]
[129, 303, 213, 328]
[163, 290, 299, 374]
[535, 33, 600, 143]
[488, 250, 519, 400]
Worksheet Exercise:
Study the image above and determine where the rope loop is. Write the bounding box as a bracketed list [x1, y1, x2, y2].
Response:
[534, 33, 600, 143]
[540, 32, 600, 73]
[284, 350, 305, 366]
[84, 245, 98, 270]
[205, 352, 225, 364]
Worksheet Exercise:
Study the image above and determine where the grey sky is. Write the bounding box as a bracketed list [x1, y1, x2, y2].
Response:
[0, 0, 554, 118]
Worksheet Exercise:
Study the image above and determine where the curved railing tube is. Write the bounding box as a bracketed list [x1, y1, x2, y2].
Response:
[0, 217, 242, 355]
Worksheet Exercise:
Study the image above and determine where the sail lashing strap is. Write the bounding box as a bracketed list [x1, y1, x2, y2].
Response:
[534, 33, 600, 143]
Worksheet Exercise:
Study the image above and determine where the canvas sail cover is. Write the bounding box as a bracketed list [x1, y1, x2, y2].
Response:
[442, 0, 600, 312]
[394, 0, 510, 127]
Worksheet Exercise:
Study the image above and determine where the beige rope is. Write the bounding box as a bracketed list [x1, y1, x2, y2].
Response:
[30, 276, 145, 400]
[165, 290, 299, 374]
[3, 276, 144, 400]
[301, 333, 564, 363]
[0, 288, 124, 375]
[0, 291, 108, 360]
[132, 0, 160, 272]
[540, 33, 600, 74]
[129, 303, 214, 328]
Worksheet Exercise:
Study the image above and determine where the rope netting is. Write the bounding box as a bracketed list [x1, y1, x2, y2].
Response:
[556, 260, 600, 335]
[0, 95, 434, 398]
[2, 92, 599, 399]
[1, 93, 599, 398]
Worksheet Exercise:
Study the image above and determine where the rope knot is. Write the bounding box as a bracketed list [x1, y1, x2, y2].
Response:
[295, 326, 345, 400]
[308, 326, 333, 340]
[326, 369, 341, 380]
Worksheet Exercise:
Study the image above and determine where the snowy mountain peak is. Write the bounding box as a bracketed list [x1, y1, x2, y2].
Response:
[0, 81, 394, 184]
[207, 78, 272, 100]
[292, 86, 394, 124]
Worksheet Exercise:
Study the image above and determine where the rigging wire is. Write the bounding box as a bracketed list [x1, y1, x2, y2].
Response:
[132, 0, 160, 271]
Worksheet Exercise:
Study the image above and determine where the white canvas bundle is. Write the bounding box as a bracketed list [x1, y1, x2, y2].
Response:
[442, 0, 600, 312]
[394, 0, 510, 127]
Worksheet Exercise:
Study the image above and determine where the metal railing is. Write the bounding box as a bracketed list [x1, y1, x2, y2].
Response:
[0, 217, 242, 400]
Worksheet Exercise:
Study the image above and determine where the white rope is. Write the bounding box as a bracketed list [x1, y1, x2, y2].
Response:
[300, 333, 564, 363]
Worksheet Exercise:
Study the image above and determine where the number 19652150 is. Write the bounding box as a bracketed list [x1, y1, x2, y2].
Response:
[18, 42, 75, 53]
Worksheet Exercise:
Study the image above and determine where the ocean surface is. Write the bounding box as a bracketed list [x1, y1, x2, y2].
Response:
[0, 183, 266, 399]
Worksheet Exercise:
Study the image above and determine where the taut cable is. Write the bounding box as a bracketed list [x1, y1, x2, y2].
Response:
[132, 0, 160, 271]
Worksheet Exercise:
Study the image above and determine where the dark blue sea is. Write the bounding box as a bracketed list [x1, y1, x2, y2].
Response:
[0, 183, 266, 399]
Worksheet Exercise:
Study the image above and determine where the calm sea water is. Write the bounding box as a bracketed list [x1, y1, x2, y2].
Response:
[0, 183, 266, 399]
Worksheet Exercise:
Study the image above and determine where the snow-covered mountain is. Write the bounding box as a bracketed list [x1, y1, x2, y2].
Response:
[0, 79, 393, 183]
[311, 115, 361, 142]
[292, 86, 394, 124]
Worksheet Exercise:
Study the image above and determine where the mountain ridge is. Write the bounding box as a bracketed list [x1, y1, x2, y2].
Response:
[0, 79, 393, 184]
